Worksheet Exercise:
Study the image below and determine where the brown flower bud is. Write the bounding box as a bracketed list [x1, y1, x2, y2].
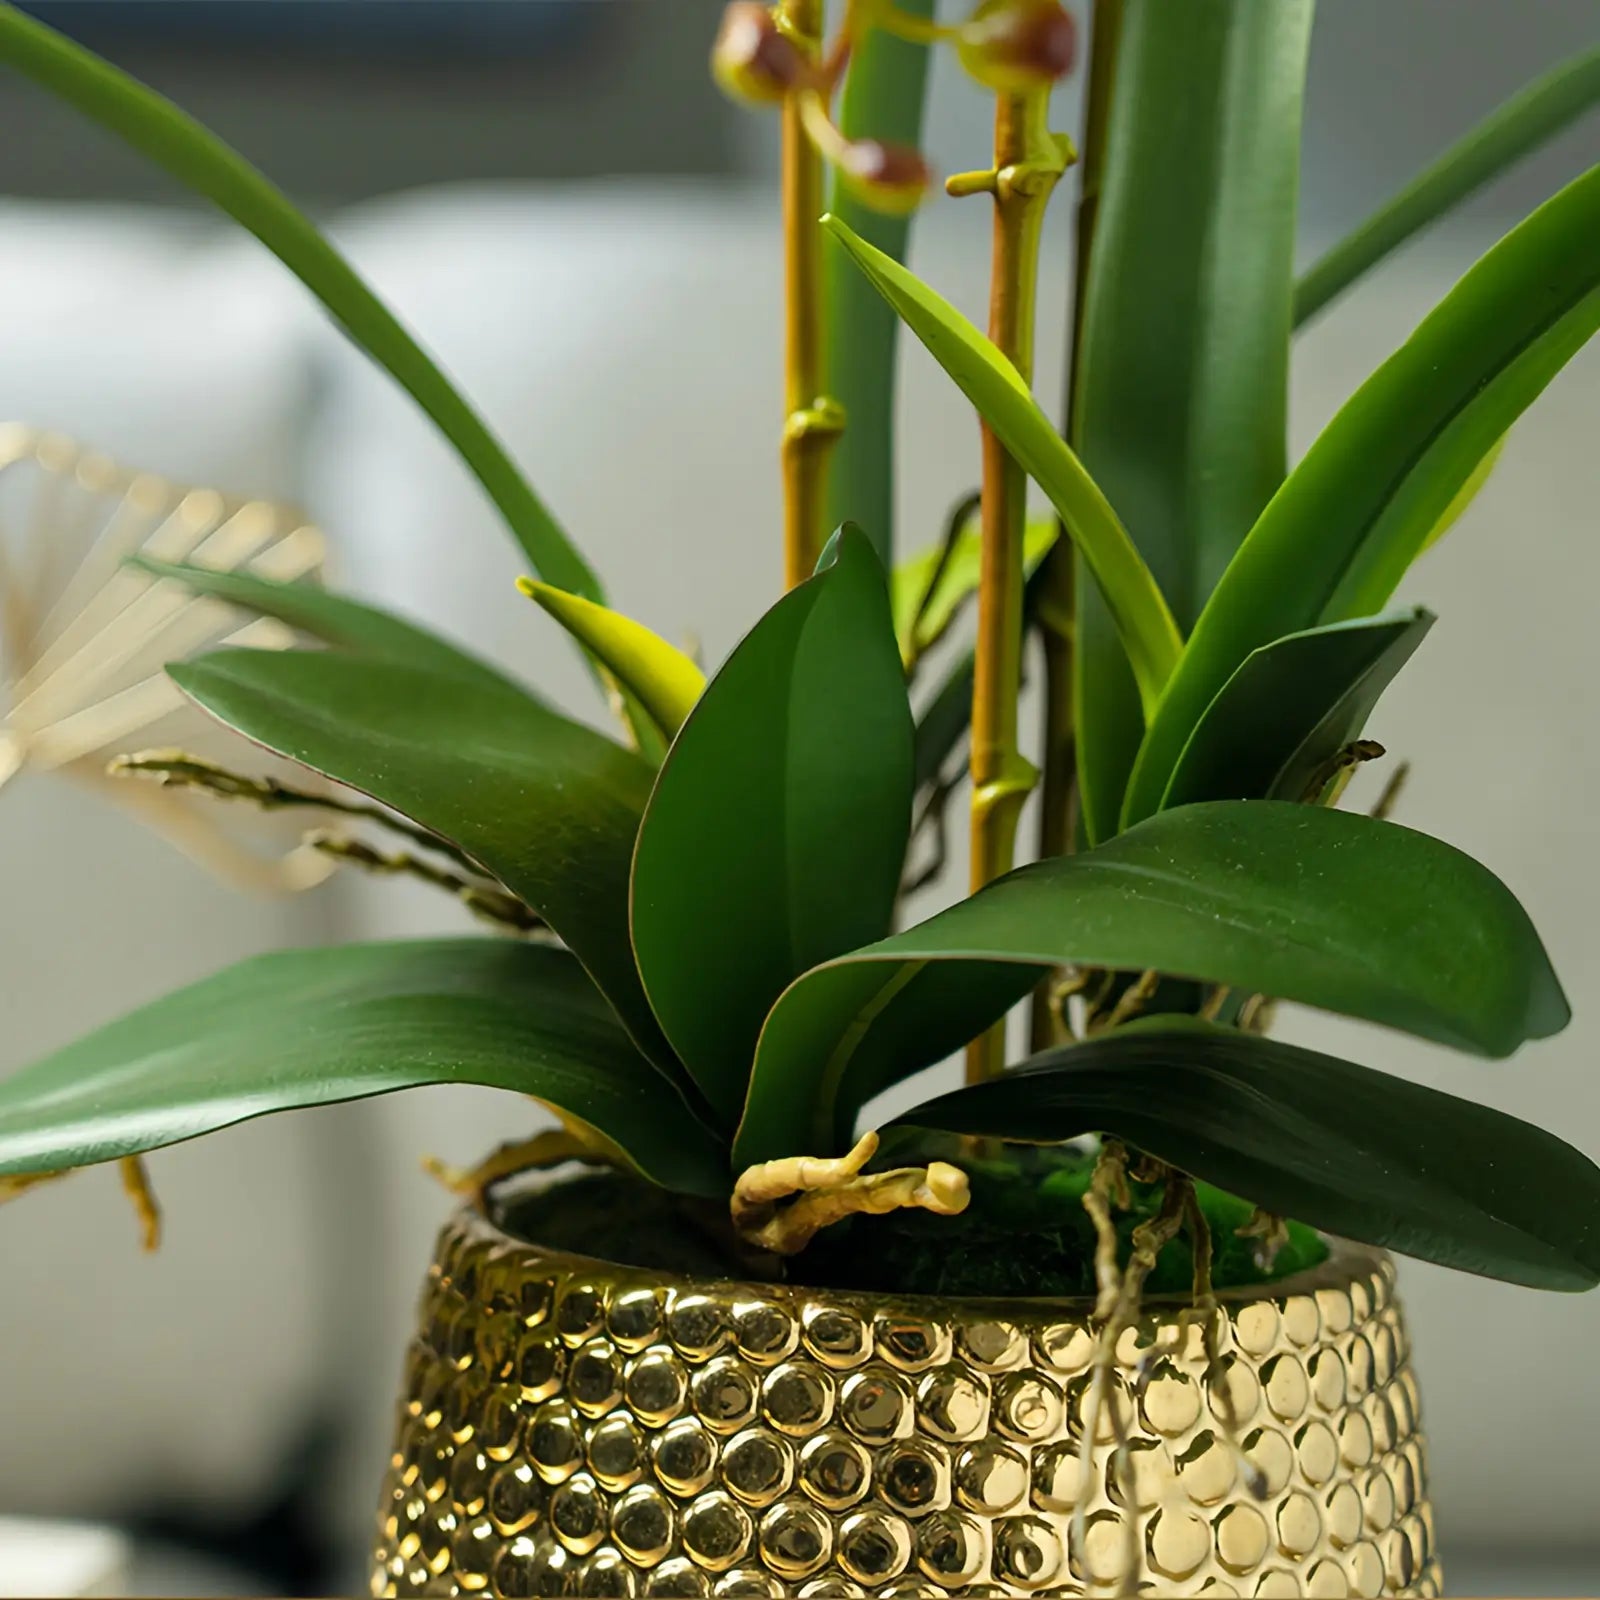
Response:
[837, 138, 931, 215]
[957, 0, 1077, 93]
[711, 3, 807, 106]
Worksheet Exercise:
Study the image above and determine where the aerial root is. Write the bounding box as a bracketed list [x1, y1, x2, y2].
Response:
[424, 1127, 598, 1210]
[731, 1130, 969, 1255]
[2, 1158, 161, 1251]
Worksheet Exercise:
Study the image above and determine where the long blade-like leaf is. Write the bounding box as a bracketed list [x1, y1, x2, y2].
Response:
[1125, 165, 1600, 827]
[517, 581, 705, 746]
[170, 648, 677, 1076]
[1070, 0, 1313, 841]
[133, 556, 525, 695]
[1158, 609, 1433, 813]
[896, 1020, 1600, 1291]
[823, 0, 935, 566]
[0, 940, 726, 1198]
[1297, 45, 1600, 326]
[0, 3, 601, 601]
[822, 215, 1183, 715]
[734, 799, 1568, 1167]
[632, 526, 912, 1128]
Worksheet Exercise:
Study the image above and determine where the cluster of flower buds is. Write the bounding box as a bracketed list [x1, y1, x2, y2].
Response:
[712, 1, 1076, 214]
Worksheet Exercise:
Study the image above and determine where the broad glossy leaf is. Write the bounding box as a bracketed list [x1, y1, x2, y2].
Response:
[632, 527, 912, 1129]
[823, 0, 935, 566]
[1297, 45, 1600, 325]
[1159, 609, 1433, 813]
[170, 648, 677, 1072]
[823, 216, 1183, 716]
[0, 940, 726, 1198]
[1125, 166, 1600, 827]
[893, 515, 1057, 664]
[133, 556, 523, 694]
[0, 4, 601, 601]
[1070, 0, 1313, 842]
[735, 800, 1568, 1166]
[519, 580, 705, 744]
[896, 1021, 1600, 1291]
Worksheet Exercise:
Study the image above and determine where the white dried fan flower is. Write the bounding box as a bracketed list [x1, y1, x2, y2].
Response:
[0, 424, 333, 891]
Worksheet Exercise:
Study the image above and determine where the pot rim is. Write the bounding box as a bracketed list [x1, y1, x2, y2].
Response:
[471, 1179, 1391, 1323]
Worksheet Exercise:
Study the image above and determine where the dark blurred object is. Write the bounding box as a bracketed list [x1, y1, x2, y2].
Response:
[0, 0, 734, 204]
[19, 1, 596, 61]
[127, 1418, 341, 1597]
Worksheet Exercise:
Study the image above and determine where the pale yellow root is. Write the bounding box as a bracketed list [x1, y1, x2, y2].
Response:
[1074, 1170, 1188, 1598]
[1081, 1138, 1131, 1318]
[3, 1159, 161, 1252]
[1235, 1205, 1290, 1273]
[731, 1130, 970, 1256]
[0, 1168, 70, 1203]
[1370, 760, 1411, 821]
[120, 1156, 161, 1252]
[423, 1128, 595, 1210]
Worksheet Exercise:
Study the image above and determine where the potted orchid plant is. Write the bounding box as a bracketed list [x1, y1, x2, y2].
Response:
[1, 2, 1598, 1593]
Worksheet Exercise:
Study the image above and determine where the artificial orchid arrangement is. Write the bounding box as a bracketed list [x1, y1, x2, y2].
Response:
[0, 0, 1597, 1339]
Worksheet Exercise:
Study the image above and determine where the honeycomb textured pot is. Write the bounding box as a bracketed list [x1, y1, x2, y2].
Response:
[372, 1206, 1439, 1597]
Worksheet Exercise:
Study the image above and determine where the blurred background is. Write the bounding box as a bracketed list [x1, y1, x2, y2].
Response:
[0, 1, 1596, 1594]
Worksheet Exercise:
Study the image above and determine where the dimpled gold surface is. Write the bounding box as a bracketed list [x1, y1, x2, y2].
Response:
[373, 1211, 1439, 1597]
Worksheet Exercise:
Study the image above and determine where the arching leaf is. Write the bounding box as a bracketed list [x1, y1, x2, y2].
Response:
[734, 800, 1568, 1167]
[1296, 46, 1600, 325]
[823, 215, 1183, 716]
[170, 648, 677, 1075]
[0, 940, 726, 1199]
[0, 2, 601, 601]
[897, 1020, 1600, 1291]
[1159, 609, 1433, 812]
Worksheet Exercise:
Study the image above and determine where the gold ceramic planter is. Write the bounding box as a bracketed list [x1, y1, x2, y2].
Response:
[373, 1206, 1439, 1598]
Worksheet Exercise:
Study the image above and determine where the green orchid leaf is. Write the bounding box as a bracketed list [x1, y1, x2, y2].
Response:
[1159, 609, 1434, 813]
[0, 3, 601, 601]
[1420, 434, 1506, 556]
[1297, 45, 1600, 326]
[0, 940, 726, 1199]
[822, 215, 1183, 716]
[823, 0, 936, 567]
[631, 525, 913, 1129]
[734, 800, 1568, 1167]
[169, 648, 678, 1075]
[894, 514, 1057, 665]
[895, 1020, 1600, 1291]
[1125, 165, 1600, 828]
[518, 580, 705, 747]
[1070, 0, 1313, 843]
[132, 556, 524, 695]
[734, 958, 1038, 1168]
